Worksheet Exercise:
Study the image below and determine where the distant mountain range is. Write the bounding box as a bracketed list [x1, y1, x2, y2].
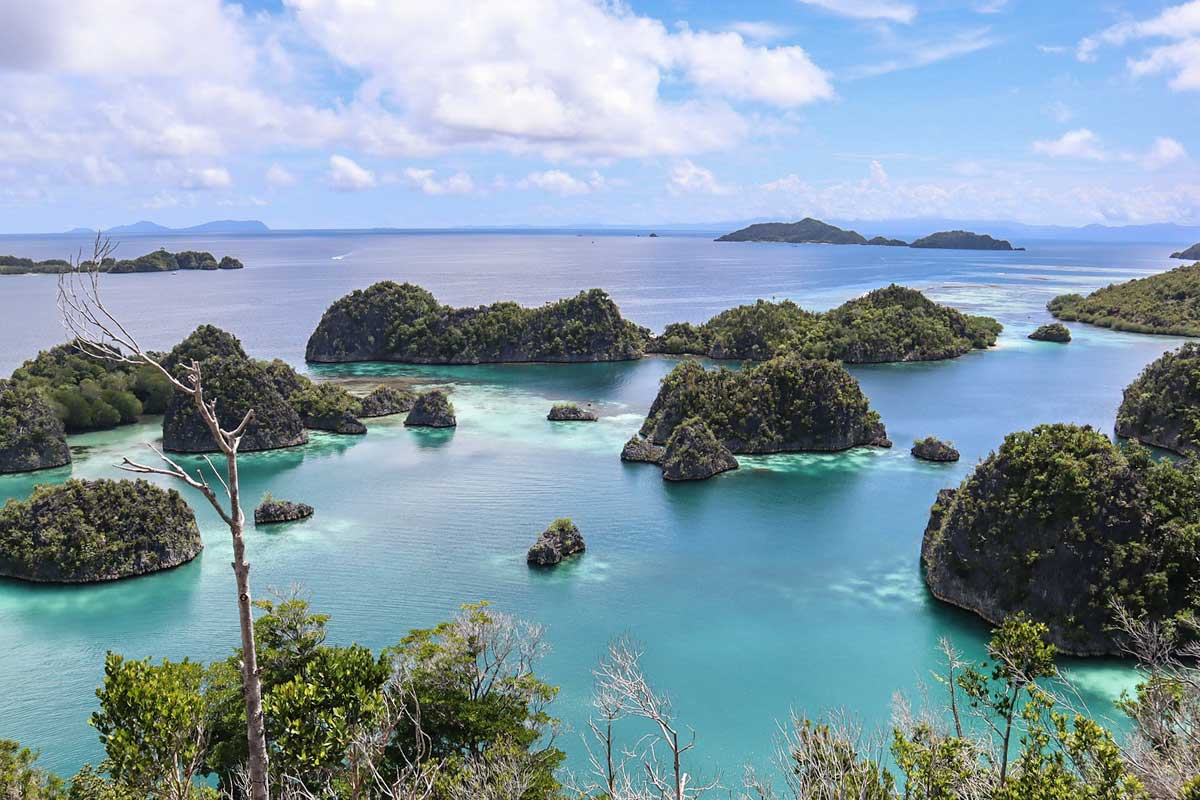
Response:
[68, 220, 270, 235]
[52, 217, 1200, 244]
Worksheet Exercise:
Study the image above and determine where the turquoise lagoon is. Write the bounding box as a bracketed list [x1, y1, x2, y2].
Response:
[0, 231, 1190, 777]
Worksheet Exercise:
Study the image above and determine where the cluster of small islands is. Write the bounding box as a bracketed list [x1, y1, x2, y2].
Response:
[4, 224, 1200, 664]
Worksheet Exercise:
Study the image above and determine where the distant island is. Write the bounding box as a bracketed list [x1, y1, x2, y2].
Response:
[716, 218, 883, 245]
[0, 248, 244, 276]
[68, 219, 269, 235]
[909, 230, 1019, 251]
[716, 218, 1020, 251]
[1047, 261, 1200, 336]
[1171, 243, 1200, 259]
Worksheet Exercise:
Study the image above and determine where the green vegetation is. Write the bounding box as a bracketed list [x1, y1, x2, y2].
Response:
[1028, 322, 1071, 342]
[909, 230, 1017, 250]
[162, 324, 247, 374]
[660, 416, 739, 481]
[640, 355, 888, 453]
[1048, 262, 1200, 335]
[10, 343, 172, 433]
[8, 599, 564, 798]
[0, 479, 201, 583]
[0, 249, 245, 275]
[162, 355, 308, 453]
[305, 282, 650, 364]
[648, 285, 1000, 363]
[0, 378, 70, 474]
[1116, 342, 1200, 454]
[922, 423, 1200, 654]
[0, 256, 72, 275]
[3, 607, 1171, 798]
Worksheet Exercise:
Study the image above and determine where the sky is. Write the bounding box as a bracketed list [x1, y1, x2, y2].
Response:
[2, 0, 1199, 232]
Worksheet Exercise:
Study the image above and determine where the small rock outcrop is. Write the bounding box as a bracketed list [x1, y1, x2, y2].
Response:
[660, 418, 739, 481]
[1116, 342, 1200, 454]
[0, 479, 202, 583]
[1029, 323, 1071, 343]
[526, 518, 586, 567]
[547, 403, 597, 421]
[358, 385, 416, 417]
[911, 436, 960, 462]
[621, 436, 665, 464]
[304, 411, 367, 435]
[0, 379, 71, 474]
[254, 497, 315, 525]
[405, 389, 457, 428]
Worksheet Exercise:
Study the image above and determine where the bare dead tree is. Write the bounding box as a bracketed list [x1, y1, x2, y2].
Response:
[57, 235, 270, 800]
[1112, 606, 1200, 799]
[594, 636, 720, 800]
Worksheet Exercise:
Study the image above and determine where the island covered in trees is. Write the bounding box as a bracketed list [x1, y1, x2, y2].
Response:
[647, 285, 1001, 362]
[1, 325, 418, 461]
[1171, 242, 1200, 259]
[0, 378, 71, 474]
[633, 356, 890, 460]
[0, 479, 202, 583]
[1048, 261, 1200, 335]
[715, 218, 1019, 250]
[306, 282, 650, 364]
[0, 249, 244, 275]
[1116, 342, 1200, 454]
[922, 423, 1200, 655]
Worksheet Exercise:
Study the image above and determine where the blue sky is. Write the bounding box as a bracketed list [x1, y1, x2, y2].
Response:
[2, 0, 1199, 232]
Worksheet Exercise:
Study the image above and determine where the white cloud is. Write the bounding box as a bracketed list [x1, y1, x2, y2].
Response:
[795, 0, 916, 23]
[287, 0, 832, 159]
[850, 28, 997, 78]
[403, 168, 475, 195]
[1032, 129, 1107, 161]
[519, 170, 592, 196]
[266, 164, 297, 186]
[669, 160, 729, 194]
[1144, 137, 1188, 169]
[1037, 44, 1068, 54]
[728, 21, 791, 43]
[1077, 1, 1200, 90]
[1031, 130, 1187, 170]
[868, 160, 889, 185]
[78, 155, 125, 186]
[328, 155, 376, 191]
[181, 167, 233, 190]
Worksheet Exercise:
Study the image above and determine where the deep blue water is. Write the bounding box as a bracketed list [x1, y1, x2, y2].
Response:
[0, 232, 1189, 779]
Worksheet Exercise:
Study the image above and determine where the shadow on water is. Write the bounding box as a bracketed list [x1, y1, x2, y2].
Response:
[404, 426, 456, 449]
[0, 552, 206, 634]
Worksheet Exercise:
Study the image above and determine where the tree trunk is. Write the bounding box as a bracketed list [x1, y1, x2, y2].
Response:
[228, 450, 270, 800]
